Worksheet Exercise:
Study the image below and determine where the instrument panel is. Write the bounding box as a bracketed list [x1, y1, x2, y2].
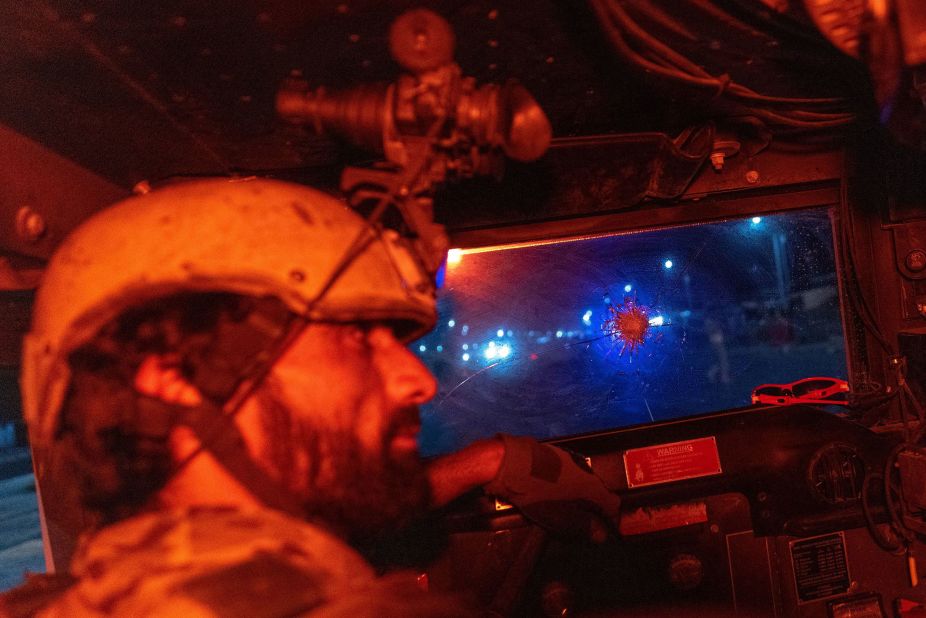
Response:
[553, 404, 893, 537]
[427, 405, 910, 616]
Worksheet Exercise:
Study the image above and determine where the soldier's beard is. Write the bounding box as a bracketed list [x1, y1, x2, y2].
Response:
[253, 378, 431, 545]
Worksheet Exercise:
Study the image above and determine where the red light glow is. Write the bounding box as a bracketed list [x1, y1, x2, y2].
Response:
[603, 297, 650, 356]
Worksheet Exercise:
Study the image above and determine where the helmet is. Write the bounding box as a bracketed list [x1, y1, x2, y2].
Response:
[22, 177, 437, 448]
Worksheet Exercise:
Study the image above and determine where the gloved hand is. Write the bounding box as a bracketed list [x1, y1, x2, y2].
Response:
[484, 434, 621, 541]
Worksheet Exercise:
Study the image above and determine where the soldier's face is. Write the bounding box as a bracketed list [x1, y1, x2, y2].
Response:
[240, 323, 437, 539]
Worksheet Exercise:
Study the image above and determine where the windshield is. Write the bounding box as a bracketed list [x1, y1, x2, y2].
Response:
[416, 209, 847, 456]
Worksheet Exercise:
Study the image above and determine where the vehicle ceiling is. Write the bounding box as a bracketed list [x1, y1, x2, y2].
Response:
[1, 0, 873, 191]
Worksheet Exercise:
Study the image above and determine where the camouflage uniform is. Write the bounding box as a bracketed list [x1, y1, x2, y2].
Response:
[1, 506, 472, 617]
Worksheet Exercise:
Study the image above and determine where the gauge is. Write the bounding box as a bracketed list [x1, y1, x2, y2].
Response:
[807, 443, 865, 506]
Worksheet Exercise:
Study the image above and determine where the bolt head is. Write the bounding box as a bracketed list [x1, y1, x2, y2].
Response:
[906, 249, 926, 272]
[133, 180, 152, 195]
[15, 206, 46, 242]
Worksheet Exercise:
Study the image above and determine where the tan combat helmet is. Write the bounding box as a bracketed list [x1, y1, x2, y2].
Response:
[22, 177, 437, 448]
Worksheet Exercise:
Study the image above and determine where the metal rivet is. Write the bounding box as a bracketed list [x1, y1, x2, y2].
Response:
[336, 4, 349, 14]
[290, 269, 306, 282]
[15, 206, 46, 242]
[545, 56, 555, 64]
[746, 170, 760, 184]
[133, 180, 152, 195]
[487, 39, 499, 48]
[170, 15, 187, 28]
[80, 12, 96, 24]
[905, 249, 926, 272]
[487, 9, 499, 19]
[348, 33, 360, 43]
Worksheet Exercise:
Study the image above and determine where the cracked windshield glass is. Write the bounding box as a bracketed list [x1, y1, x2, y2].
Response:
[416, 209, 847, 456]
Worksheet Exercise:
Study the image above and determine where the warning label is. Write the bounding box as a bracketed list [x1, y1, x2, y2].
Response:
[622, 437, 723, 488]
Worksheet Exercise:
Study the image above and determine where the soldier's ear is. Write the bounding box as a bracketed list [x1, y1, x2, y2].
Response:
[133, 354, 203, 407]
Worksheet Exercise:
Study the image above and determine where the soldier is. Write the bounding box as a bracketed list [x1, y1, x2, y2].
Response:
[1, 178, 619, 616]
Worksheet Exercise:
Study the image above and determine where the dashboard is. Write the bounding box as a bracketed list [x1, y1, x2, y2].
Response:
[422, 405, 907, 617]
[556, 404, 891, 537]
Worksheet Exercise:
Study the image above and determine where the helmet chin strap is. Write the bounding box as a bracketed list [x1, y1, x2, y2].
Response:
[175, 399, 305, 517]
[160, 301, 314, 518]
[135, 395, 305, 516]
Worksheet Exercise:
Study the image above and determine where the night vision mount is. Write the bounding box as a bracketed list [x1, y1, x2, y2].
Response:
[276, 8, 552, 276]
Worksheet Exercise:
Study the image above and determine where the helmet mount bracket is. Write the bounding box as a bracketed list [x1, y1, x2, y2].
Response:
[276, 8, 553, 277]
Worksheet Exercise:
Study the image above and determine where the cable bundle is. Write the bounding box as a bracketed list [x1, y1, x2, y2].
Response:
[588, 0, 857, 130]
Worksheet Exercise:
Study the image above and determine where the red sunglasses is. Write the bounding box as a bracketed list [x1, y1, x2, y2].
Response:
[751, 377, 850, 406]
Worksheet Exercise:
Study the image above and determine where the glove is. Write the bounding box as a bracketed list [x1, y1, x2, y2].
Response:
[484, 434, 621, 541]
